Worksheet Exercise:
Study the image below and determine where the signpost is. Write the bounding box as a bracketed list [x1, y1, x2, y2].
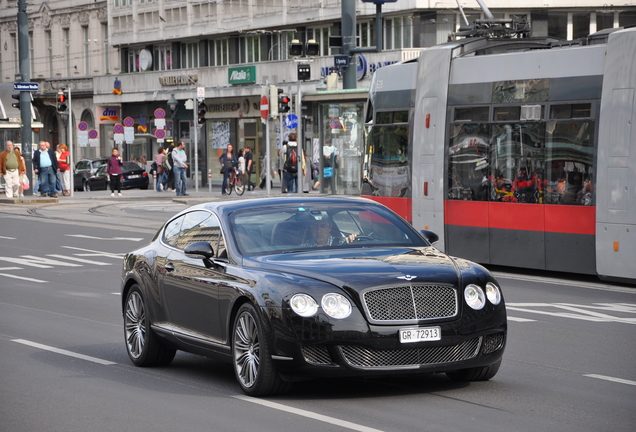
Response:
[13, 82, 39, 91]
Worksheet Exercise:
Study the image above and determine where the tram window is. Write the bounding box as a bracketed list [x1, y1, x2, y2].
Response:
[376, 111, 409, 124]
[448, 123, 491, 201]
[367, 124, 411, 198]
[454, 107, 489, 122]
[493, 79, 549, 103]
[494, 107, 521, 122]
[550, 103, 592, 119]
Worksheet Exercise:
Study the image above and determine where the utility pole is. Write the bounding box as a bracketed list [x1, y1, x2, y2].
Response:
[17, 0, 33, 194]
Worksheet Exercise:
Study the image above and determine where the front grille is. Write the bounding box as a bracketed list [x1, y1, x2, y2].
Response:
[301, 345, 333, 365]
[363, 284, 457, 323]
[339, 338, 481, 369]
[482, 333, 505, 355]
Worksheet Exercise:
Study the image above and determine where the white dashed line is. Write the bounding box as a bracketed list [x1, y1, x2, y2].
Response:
[584, 374, 636, 386]
[12, 339, 116, 366]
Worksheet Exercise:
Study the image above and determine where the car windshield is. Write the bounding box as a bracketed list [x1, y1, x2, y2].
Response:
[228, 204, 427, 256]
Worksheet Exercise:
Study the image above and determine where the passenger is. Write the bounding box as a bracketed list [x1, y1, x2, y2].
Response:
[494, 172, 513, 202]
[512, 167, 536, 203]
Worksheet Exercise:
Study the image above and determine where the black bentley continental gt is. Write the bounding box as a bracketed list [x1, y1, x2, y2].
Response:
[121, 197, 506, 396]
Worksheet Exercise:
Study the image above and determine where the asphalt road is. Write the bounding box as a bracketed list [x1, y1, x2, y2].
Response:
[1, 196, 635, 432]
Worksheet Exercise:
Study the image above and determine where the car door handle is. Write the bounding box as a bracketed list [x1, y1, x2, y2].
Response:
[165, 263, 175, 272]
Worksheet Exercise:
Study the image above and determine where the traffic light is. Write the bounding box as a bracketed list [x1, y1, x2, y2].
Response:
[11, 93, 20, 109]
[305, 39, 320, 57]
[197, 101, 207, 124]
[269, 85, 279, 118]
[279, 93, 291, 113]
[56, 92, 68, 114]
[289, 39, 303, 57]
[297, 64, 311, 81]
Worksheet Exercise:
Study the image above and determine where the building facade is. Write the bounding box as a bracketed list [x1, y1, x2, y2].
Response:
[2, 0, 635, 191]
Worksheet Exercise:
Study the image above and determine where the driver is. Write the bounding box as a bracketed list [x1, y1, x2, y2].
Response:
[303, 217, 357, 247]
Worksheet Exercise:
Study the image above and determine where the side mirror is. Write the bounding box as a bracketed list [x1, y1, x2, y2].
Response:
[420, 229, 439, 245]
[184, 241, 215, 259]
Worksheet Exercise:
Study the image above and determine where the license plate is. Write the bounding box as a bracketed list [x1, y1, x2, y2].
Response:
[128, 174, 140, 179]
[399, 326, 441, 343]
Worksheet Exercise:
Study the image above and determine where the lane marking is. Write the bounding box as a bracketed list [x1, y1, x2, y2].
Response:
[0, 267, 22, 271]
[12, 339, 116, 366]
[491, 271, 635, 293]
[0, 273, 47, 283]
[507, 316, 536, 322]
[61, 246, 124, 260]
[47, 254, 112, 266]
[0, 255, 82, 269]
[234, 395, 385, 432]
[0, 236, 16, 239]
[584, 374, 636, 386]
[66, 234, 144, 242]
[506, 303, 636, 324]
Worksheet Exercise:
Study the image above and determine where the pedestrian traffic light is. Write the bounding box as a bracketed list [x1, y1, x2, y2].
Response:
[56, 92, 68, 114]
[11, 93, 20, 109]
[305, 39, 320, 57]
[279, 93, 291, 113]
[197, 101, 207, 124]
[289, 39, 303, 57]
[269, 85, 279, 118]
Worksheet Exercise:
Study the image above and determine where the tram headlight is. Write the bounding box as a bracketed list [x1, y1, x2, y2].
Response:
[485, 282, 502, 305]
[464, 284, 486, 310]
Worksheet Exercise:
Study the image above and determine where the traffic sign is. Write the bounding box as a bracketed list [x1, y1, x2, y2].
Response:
[123, 117, 134, 127]
[330, 117, 342, 129]
[197, 87, 206, 99]
[78, 121, 88, 131]
[154, 108, 166, 119]
[13, 82, 39, 92]
[334, 55, 349, 68]
[154, 129, 166, 139]
[260, 95, 269, 120]
[285, 114, 299, 129]
[88, 129, 99, 139]
[113, 124, 124, 134]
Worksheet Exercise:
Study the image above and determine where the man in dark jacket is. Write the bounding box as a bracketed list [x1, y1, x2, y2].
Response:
[33, 141, 59, 197]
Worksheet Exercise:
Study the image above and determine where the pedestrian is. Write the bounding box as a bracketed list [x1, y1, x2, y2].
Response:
[46, 141, 63, 195]
[163, 145, 175, 191]
[154, 147, 166, 192]
[172, 141, 189, 196]
[322, 140, 338, 194]
[244, 145, 255, 191]
[56, 143, 71, 196]
[238, 149, 246, 181]
[17, 150, 27, 197]
[0, 141, 26, 198]
[32, 140, 59, 198]
[282, 133, 305, 193]
[107, 147, 124, 197]
[218, 144, 237, 196]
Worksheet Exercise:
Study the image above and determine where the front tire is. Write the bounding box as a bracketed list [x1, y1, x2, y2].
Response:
[124, 285, 176, 367]
[446, 359, 502, 382]
[232, 303, 290, 396]
[235, 175, 245, 195]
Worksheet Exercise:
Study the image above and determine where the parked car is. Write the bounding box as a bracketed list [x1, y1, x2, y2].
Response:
[74, 158, 107, 192]
[120, 197, 507, 396]
[88, 162, 149, 191]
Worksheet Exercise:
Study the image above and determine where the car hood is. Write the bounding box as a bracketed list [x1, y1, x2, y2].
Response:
[248, 247, 462, 290]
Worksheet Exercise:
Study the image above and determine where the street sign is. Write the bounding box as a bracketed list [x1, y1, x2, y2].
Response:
[88, 129, 99, 139]
[113, 124, 124, 134]
[78, 121, 88, 131]
[123, 117, 135, 127]
[154, 129, 166, 139]
[334, 55, 349, 68]
[260, 95, 269, 120]
[13, 82, 39, 92]
[285, 113, 299, 129]
[197, 87, 205, 100]
[154, 108, 166, 119]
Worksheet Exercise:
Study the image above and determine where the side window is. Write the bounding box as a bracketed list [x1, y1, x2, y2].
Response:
[163, 216, 184, 247]
[175, 211, 226, 257]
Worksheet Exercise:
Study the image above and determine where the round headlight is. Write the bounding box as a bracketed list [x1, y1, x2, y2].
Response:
[321, 293, 352, 319]
[290, 294, 318, 317]
[485, 282, 502, 305]
[464, 284, 486, 310]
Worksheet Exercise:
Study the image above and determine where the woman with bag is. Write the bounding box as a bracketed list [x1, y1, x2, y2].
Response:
[56, 143, 71, 196]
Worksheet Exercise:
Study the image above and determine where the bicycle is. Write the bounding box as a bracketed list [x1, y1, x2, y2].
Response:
[223, 167, 245, 196]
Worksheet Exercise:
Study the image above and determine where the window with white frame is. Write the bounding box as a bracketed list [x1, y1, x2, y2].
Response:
[28, 31, 34, 75]
[114, 0, 132, 6]
[154, 44, 172, 71]
[245, 36, 260, 63]
[46, 31, 53, 77]
[181, 42, 199, 69]
[127, 47, 141, 72]
[83, 27, 90, 75]
[64, 29, 71, 76]
[11, 34, 18, 74]
[384, 15, 413, 49]
[102, 24, 110, 74]
[209, 39, 229, 66]
[307, 26, 333, 56]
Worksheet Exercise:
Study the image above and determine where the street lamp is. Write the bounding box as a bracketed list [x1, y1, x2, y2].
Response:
[167, 93, 178, 139]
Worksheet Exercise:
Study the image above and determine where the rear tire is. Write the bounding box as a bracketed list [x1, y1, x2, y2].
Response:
[124, 284, 176, 367]
[232, 303, 291, 396]
[225, 172, 234, 195]
[446, 359, 502, 382]
[235, 175, 245, 195]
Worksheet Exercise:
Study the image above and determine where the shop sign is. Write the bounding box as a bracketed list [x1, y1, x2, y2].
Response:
[228, 66, 256, 85]
[96, 106, 121, 124]
[320, 54, 398, 81]
[158, 74, 198, 86]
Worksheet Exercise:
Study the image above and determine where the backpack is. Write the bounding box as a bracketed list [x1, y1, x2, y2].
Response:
[284, 145, 298, 173]
[162, 151, 172, 170]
